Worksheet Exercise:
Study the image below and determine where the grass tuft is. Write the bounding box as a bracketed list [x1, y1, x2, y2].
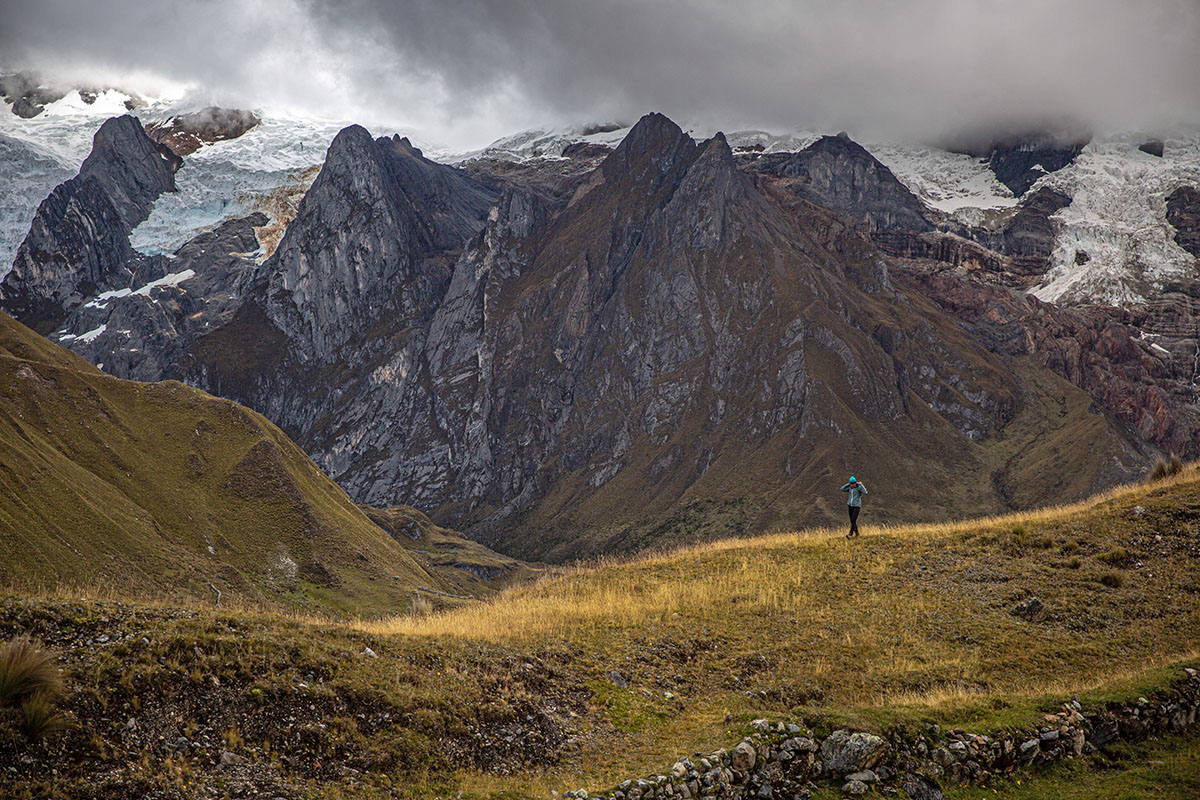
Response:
[1149, 453, 1185, 482]
[0, 637, 67, 743]
[0, 636, 61, 707]
[14, 691, 69, 741]
[1098, 547, 1130, 566]
[1099, 571, 1125, 589]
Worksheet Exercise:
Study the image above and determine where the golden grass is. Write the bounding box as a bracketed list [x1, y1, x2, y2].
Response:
[365, 463, 1199, 644]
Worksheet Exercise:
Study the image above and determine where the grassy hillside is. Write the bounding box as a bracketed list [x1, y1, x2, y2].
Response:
[2, 465, 1198, 798]
[0, 311, 475, 615]
[362, 504, 539, 598]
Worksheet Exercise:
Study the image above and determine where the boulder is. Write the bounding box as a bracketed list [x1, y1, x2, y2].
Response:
[731, 741, 756, 772]
[841, 779, 868, 796]
[1011, 596, 1046, 623]
[901, 773, 946, 800]
[819, 730, 888, 776]
[845, 769, 877, 783]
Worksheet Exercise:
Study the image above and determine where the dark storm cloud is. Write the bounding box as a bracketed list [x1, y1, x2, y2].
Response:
[3, 0, 1199, 148]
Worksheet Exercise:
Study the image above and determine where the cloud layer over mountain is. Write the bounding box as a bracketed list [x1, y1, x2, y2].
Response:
[4, 0, 1199, 148]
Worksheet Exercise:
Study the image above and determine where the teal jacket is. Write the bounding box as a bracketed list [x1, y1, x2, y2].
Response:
[841, 482, 867, 507]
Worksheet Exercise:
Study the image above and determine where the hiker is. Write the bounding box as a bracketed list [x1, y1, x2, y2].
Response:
[840, 476, 867, 537]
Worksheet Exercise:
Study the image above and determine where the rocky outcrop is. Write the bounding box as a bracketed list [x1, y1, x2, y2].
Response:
[145, 107, 261, 156]
[960, 187, 1070, 275]
[949, 131, 1091, 196]
[1, 115, 178, 332]
[747, 132, 933, 234]
[0, 72, 68, 118]
[748, 135, 1069, 284]
[1139, 139, 1165, 158]
[1166, 185, 1200, 258]
[895, 264, 1200, 457]
[55, 213, 270, 381]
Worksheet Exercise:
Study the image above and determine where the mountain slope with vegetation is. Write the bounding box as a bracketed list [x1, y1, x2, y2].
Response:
[3, 109, 1179, 563]
[2, 465, 1197, 798]
[0, 310, 509, 616]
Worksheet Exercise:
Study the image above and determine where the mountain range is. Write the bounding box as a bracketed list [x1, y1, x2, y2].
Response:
[2, 80, 1198, 561]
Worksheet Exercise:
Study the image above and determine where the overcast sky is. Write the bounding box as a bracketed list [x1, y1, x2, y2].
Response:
[4, 0, 1199, 149]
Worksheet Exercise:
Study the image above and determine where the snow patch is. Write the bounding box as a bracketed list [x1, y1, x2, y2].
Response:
[59, 323, 107, 344]
[84, 269, 196, 309]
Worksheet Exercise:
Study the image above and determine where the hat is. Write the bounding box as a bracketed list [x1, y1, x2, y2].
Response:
[848, 476, 857, 483]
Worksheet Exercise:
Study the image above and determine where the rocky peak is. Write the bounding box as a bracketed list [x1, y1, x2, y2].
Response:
[749, 133, 933, 234]
[601, 112, 699, 191]
[1, 114, 177, 332]
[78, 115, 179, 228]
[264, 124, 497, 361]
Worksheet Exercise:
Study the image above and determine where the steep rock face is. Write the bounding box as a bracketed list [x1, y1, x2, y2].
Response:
[1, 115, 177, 332]
[320, 114, 1057, 557]
[54, 213, 269, 381]
[1166, 186, 1200, 258]
[747, 133, 933, 234]
[939, 187, 1072, 279]
[895, 265, 1200, 457]
[264, 126, 497, 362]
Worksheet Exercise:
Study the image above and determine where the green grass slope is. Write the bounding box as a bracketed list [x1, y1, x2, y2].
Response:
[0, 311, 452, 615]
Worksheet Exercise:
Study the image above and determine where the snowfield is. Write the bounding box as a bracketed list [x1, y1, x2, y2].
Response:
[1029, 132, 1200, 306]
[866, 142, 1020, 213]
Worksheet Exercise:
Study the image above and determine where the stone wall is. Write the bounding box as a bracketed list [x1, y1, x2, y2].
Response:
[561, 668, 1200, 800]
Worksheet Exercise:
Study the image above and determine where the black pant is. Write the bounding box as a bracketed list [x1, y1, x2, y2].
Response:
[848, 505, 860, 536]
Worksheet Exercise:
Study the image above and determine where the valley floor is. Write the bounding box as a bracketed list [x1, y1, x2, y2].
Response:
[2, 467, 1199, 799]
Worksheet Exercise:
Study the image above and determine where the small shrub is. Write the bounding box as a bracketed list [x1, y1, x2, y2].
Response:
[1169, 453, 1185, 475]
[1099, 571, 1124, 589]
[1098, 547, 1129, 566]
[0, 637, 61, 707]
[1066, 557, 1082, 569]
[1011, 524, 1027, 537]
[1062, 540, 1080, 554]
[1034, 535, 1054, 549]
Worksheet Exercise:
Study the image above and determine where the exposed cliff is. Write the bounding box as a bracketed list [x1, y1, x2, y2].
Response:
[0, 115, 177, 332]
